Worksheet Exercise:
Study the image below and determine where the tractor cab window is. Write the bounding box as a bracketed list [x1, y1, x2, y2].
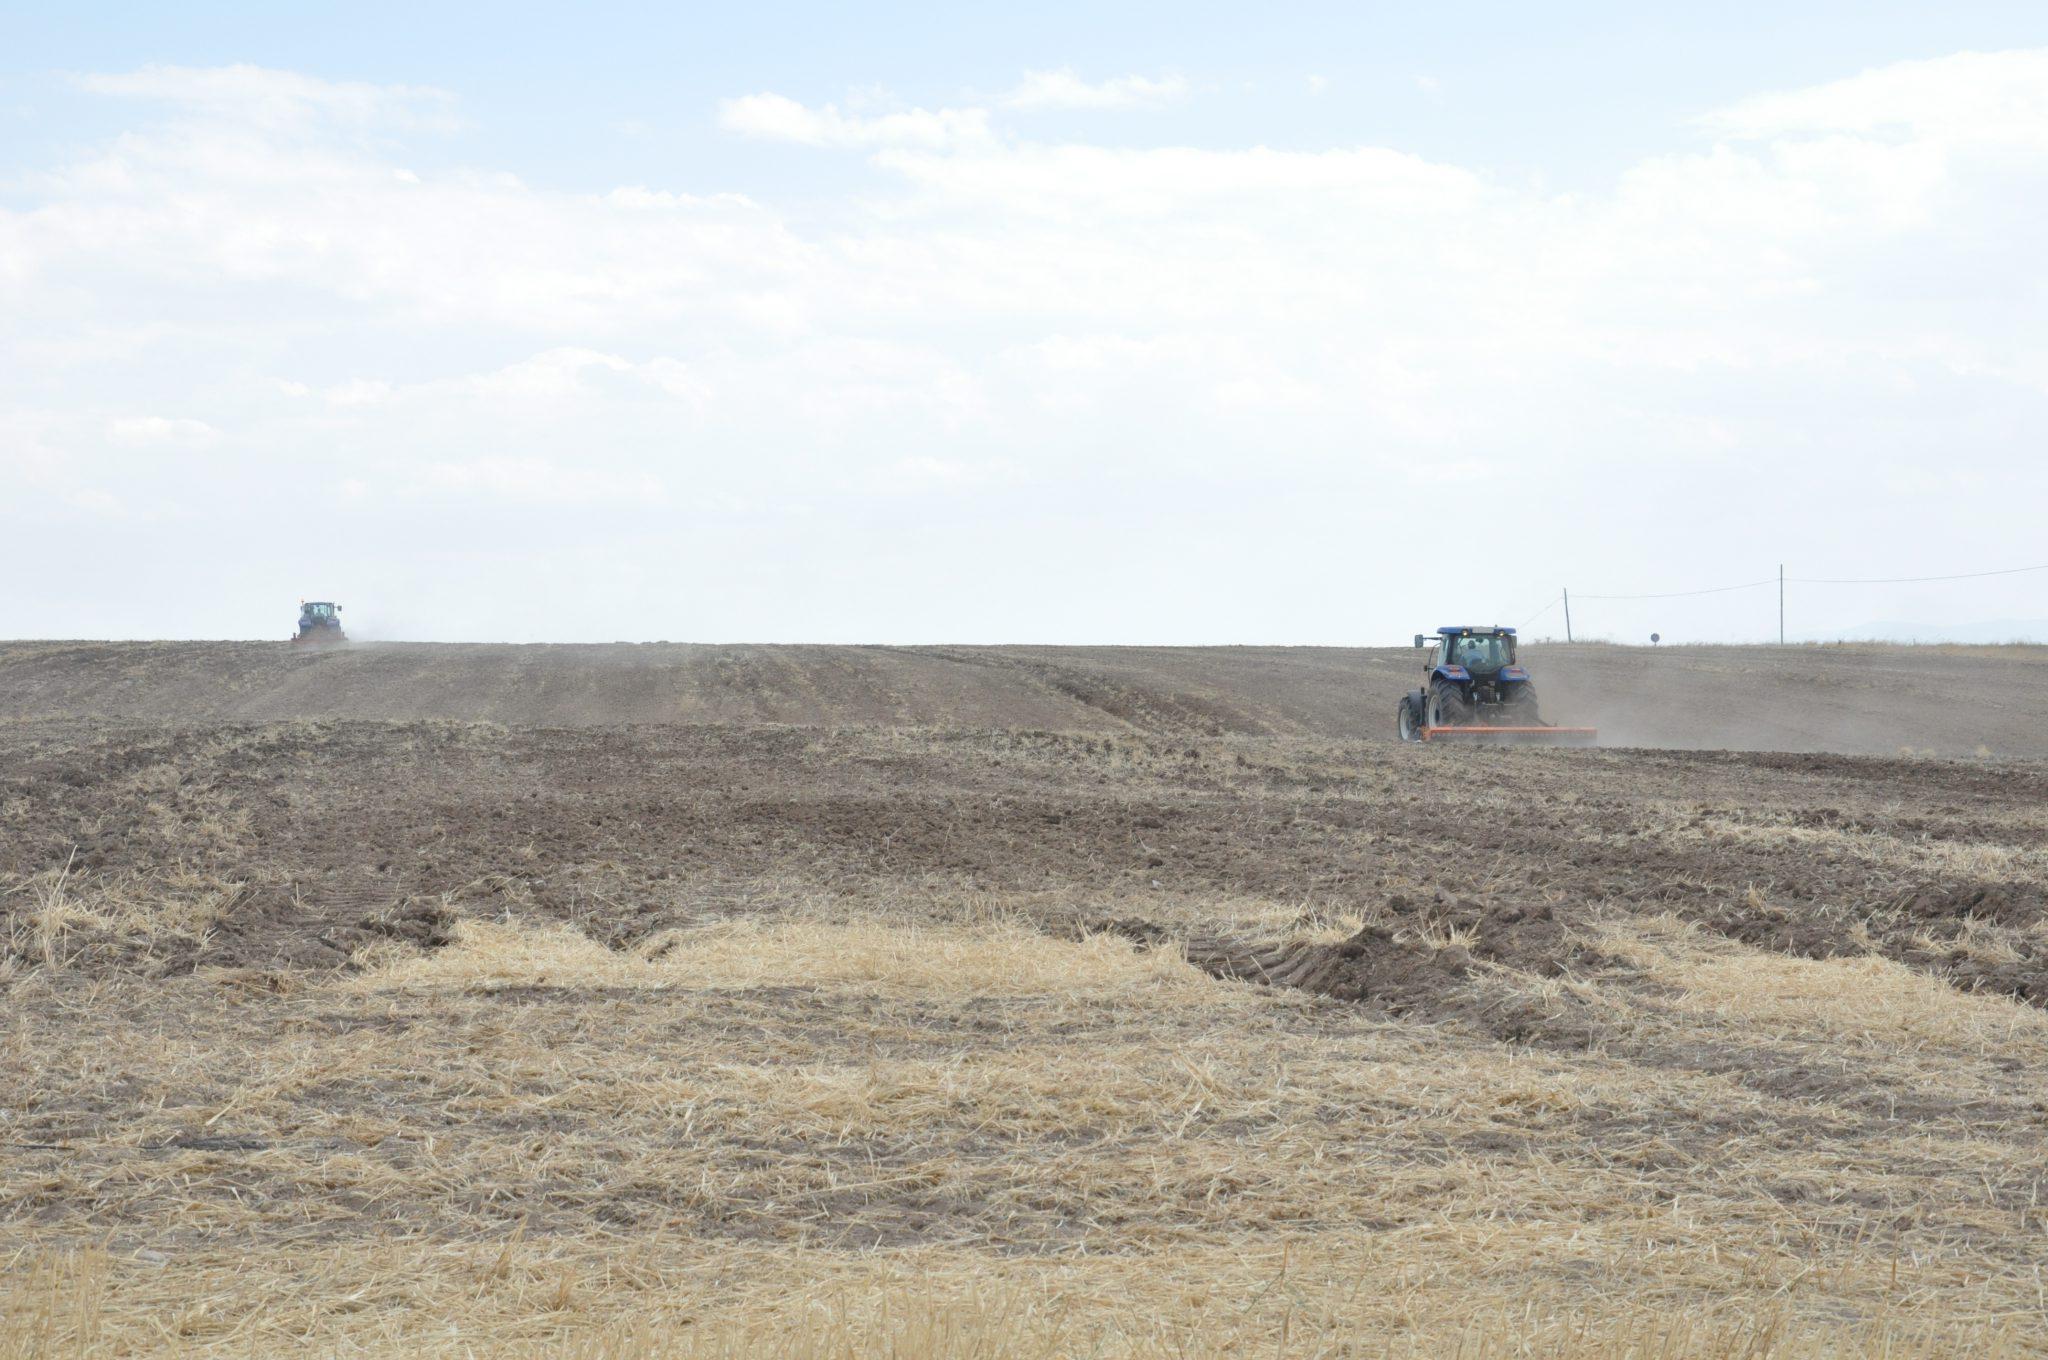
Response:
[1451, 633, 1514, 672]
[304, 603, 334, 620]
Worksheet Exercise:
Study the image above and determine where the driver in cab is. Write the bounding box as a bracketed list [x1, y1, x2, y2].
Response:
[1453, 635, 1505, 673]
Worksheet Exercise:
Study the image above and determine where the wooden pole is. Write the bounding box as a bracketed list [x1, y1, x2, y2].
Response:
[1778, 564, 1785, 645]
[1562, 588, 1573, 643]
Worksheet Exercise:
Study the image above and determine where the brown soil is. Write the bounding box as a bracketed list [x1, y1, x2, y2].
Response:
[1183, 897, 1611, 1045]
[4, 705, 2044, 1013]
[4, 638, 2047, 756]
[6, 642, 2048, 1354]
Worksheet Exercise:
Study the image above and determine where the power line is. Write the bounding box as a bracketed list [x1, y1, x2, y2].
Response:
[1568, 560, 2048, 601]
[1514, 558, 2045, 644]
[1573, 579, 1777, 601]
[1793, 562, 2048, 585]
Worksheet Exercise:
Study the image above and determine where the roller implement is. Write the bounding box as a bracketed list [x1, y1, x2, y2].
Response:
[1395, 626, 1595, 745]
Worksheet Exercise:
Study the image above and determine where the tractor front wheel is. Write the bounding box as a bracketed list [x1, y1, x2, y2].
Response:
[1427, 681, 1472, 729]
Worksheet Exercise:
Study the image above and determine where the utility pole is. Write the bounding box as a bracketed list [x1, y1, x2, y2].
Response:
[1778, 564, 1785, 645]
[1562, 588, 1573, 643]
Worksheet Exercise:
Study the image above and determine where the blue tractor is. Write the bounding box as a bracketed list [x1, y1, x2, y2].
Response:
[292, 600, 346, 646]
[1396, 626, 1592, 744]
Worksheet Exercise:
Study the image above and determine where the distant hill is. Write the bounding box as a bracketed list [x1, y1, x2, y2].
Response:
[2, 639, 2047, 757]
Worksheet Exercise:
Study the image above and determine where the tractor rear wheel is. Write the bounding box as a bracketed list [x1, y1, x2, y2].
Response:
[1505, 682, 1541, 724]
[1427, 681, 1472, 729]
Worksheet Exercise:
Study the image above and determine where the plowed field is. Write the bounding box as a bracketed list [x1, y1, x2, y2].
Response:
[4, 642, 2046, 1357]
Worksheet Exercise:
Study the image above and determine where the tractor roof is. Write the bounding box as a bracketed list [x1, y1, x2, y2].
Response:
[1437, 625, 1515, 637]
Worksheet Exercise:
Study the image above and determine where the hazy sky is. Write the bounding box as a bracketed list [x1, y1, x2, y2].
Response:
[4, 2, 2045, 643]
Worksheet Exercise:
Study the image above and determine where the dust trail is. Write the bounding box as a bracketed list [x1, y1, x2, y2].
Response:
[1526, 642, 2044, 757]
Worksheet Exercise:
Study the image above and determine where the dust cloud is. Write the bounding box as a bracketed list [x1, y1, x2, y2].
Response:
[1526, 642, 2040, 757]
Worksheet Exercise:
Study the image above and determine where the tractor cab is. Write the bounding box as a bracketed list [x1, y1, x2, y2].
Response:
[1415, 626, 1519, 680]
[1418, 627, 1517, 677]
[1426, 626, 1528, 704]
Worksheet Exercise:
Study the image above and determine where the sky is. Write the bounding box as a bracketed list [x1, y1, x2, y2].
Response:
[3, 1, 2046, 644]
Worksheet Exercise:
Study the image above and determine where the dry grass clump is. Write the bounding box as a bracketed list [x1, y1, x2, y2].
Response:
[5, 904, 2047, 1357]
[362, 913, 1202, 1001]
[1653, 812, 2048, 887]
[0, 860, 244, 975]
[1595, 913, 2048, 1047]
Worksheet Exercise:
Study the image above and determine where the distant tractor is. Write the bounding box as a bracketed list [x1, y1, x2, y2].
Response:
[292, 601, 346, 646]
[1395, 626, 1595, 745]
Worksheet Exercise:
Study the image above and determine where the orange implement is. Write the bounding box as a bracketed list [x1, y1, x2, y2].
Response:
[1421, 725, 1598, 745]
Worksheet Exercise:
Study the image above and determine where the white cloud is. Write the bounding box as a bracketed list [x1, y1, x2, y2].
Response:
[62, 487, 129, 517]
[297, 348, 713, 413]
[1002, 69, 1189, 112]
[1404, 457, 1493, 485]
[2, 411, 145, 521]
[318, 379, 395, 407]
[876, 456, 1018, 490]
[74, 63, 460, 132]
[874, 142, 1486, 222]
[1701, 48, 2048, 147]
[400, 456, 668, 507]
[106, 416, 218, 446]
[717, 92, 989, 148]
[6, 102, 809, 334]
[1306, 75, 1329, 97]
[4, 56, 2047, 640]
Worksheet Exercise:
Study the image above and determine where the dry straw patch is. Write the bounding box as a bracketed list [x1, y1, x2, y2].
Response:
[5, 910, 2045, 1357]
[1654, 813, 2048, 887]
[359, 913, 1206, 1000]
[1595, 914, 2048, 1049]
[0, 1238, 2018, 1360]
[1, 862, 244, 974]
